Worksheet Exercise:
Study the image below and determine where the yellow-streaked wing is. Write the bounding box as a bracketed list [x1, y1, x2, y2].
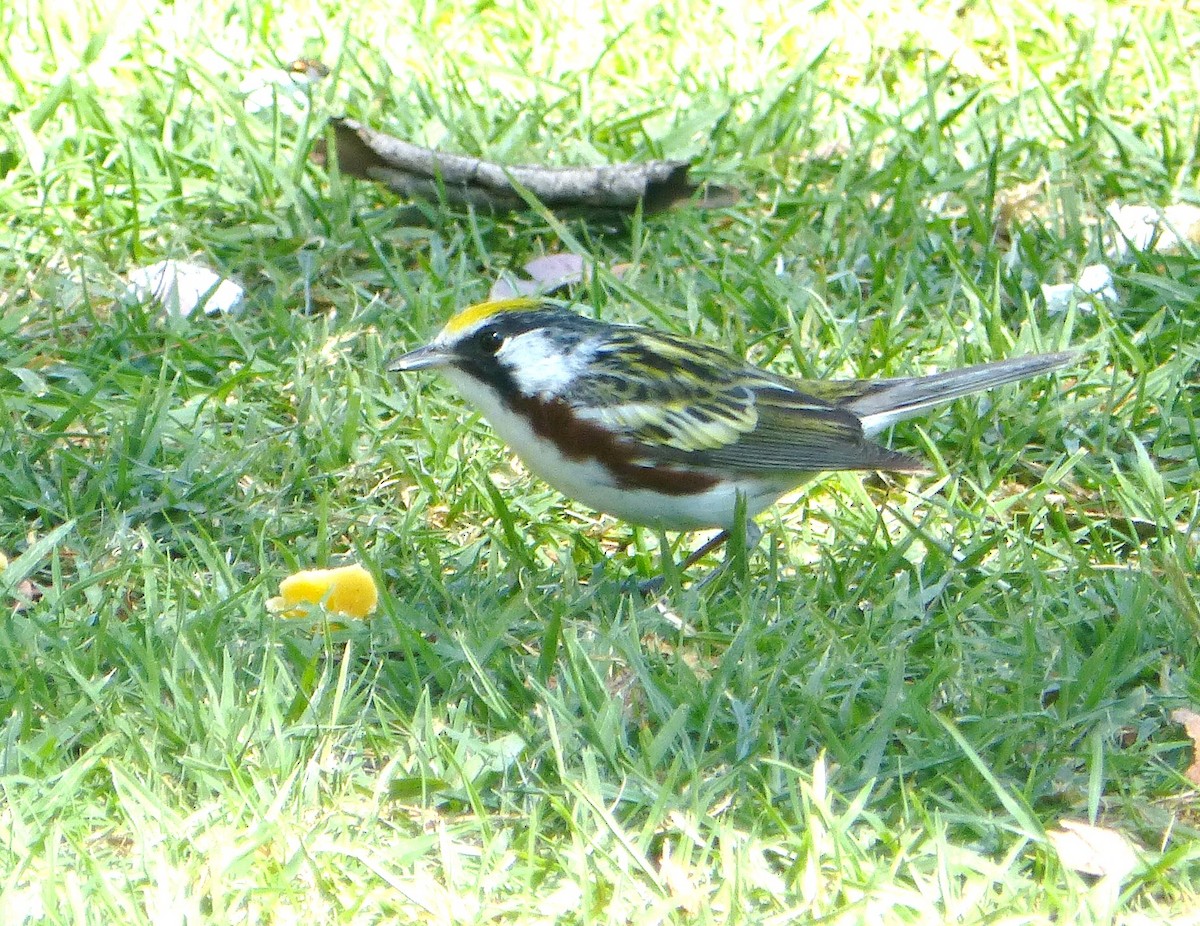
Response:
[672, 387, 924, 473]
[570, 329, 922, 473]
[571, 328, 767, 451]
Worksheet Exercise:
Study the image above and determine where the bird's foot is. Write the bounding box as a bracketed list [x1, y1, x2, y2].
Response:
[636, 522, 762, 595]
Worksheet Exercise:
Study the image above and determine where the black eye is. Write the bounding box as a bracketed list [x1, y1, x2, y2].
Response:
[474, 328, 504, 355]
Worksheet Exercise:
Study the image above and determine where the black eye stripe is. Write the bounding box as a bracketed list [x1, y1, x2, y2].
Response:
[455, 309, 603, 367]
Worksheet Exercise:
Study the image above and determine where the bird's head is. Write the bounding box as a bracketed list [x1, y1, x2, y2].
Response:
[390, 297, 601, 398]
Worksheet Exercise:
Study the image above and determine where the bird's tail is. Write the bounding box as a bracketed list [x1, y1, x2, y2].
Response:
[844, 351, 1077, 435]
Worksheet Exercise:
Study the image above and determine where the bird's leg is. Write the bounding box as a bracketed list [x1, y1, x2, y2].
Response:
[691, 520, 762, 592]
[637, 531, 728, 595]
[638, 505, 762, 595]
[680, 529, 735, 571]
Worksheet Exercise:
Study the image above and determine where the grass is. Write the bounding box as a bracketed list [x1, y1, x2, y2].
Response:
[1, 0, 1199, 922]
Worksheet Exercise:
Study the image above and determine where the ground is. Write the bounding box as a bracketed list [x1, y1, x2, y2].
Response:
[1, 1, 1198, 922]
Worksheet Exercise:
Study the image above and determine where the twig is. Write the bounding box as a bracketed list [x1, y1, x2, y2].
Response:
[312, 118, 736, 214]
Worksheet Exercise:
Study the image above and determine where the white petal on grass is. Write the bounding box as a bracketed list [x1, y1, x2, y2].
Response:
[240, 64, 324, 116]
[536, 882, 584, 920]
[1076, 264, 1118, 300]
[1041, 263, 1117, 315]
[1047, 819, 1141, 881]
[125, 260, 245, 318]
[1106, 202, 1200, 260]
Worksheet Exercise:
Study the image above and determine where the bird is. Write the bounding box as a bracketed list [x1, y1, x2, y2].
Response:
[390, 296, 1074, 586]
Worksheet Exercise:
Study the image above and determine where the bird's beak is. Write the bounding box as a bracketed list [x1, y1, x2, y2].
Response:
[388, 343, 452, 372]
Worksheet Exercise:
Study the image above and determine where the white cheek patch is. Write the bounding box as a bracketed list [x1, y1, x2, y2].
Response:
[498, 331, 592, 398]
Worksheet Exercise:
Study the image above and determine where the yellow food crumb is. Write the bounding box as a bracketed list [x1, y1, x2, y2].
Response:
[270, 564, 378, 619]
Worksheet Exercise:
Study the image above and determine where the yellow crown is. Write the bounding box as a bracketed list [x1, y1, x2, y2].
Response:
[442, 297, 542, 336]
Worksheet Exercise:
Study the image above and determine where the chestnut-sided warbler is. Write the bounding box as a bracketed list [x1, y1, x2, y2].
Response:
[391, 297, 1073, 580]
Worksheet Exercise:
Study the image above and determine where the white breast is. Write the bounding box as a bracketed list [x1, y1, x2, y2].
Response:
[439, 368, 786, 531]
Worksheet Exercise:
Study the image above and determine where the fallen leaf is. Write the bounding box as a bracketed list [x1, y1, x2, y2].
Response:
[1047, 819, 1140, 880]
[523, 253, 587, 285]
[1171, 708, 1200, 785]
[489, 254, 632, 299]
[993, 177, 1048, 243]
[490, 254, 585, 299]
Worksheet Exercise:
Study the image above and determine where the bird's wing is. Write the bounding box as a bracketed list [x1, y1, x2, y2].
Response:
[570, 330, 922, 473]
[659, 387, 924, 473]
